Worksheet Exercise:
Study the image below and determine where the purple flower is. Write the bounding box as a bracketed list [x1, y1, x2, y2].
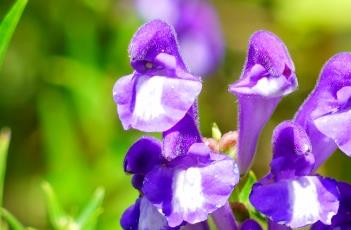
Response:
[249, 121, 340, 228]
[121, 137, 239, 229]
[113, 20, 202, 132]
[295, 52, 351, 169]
[311, 182, 351, 229]
[134, 0, 224, 76]
[229, 31, 298, 174]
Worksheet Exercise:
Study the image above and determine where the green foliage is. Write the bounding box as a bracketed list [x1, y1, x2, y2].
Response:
[0, 128, 10, 208]
[231, 171, 266, 227]
[42, 182, 105, 230]
[0, 0, 28, 68]
[1, 208, 26, 230]
[237, 171, 256, 205]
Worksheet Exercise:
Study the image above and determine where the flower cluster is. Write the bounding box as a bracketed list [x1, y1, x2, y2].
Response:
[114, 20, 239, 230]
[113, 18, 351, 230]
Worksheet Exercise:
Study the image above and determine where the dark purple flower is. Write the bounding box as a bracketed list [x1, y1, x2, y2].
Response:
[121, 137, 239, 229]
[113, 20, 202, 132]
[229, 31, 298, 174]
[311, 182, 351, 229]
[295, 52, 351, 169]
[249, 121, 339, 228]
[134, 0, 224, 76]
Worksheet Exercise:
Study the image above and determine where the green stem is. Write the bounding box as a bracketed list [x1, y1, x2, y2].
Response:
[1, 208, 26, 230]
[0, 128, 11, 208]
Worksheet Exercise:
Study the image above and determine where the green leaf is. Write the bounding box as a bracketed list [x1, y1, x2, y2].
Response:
[211, 123, 222, 141]
[236, 171, 266, 225]
[1, 208, 25, 230]
[0, 128, 11, 208]
[77, 187, 105, 229]
[0, 0, 28, 67]
[41, 181, 69, 230]
[238, 171, 257, 204]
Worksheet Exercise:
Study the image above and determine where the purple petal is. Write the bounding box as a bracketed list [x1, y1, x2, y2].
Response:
[162, 105, 202, 160]
[132, 174, 145, 191]
[121, 197, 178, 230]
[234, 96, 280, 174]
[113, 73, 202, 132]
[312, 182, 351, 229]
[250, 176, 339, 228]
[270, 121, 315, 180]
[121, 198, 141, 230]
[138, 197, 177, 230]
[314, 101, 351, 156]
[268, 220, 291, 230]
[240, 219, 262, 230]
[128, 20, 186, 72]
[229, 31, 297, 98]
[124, 137, 163, 175]
[181, 221, 210, 230]
[295, 52, 351, 168]
[229, 31, 297, 174]
[143, 143, 239, 227]
[211, 202, 238, 230]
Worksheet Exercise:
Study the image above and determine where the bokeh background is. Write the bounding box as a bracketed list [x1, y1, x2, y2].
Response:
[1, 0, 351, 228]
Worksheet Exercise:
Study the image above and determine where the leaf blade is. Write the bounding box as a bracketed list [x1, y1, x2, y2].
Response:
[0, 0, 28, 67]
[0, 128, 11, 208]
[1, 208, 26, 230]
[77, 187, 105, 229]
[41, 181, 68, 229]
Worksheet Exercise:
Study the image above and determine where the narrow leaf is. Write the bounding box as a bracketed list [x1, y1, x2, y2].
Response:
[41, 181, 68, 229]
[76, 187, 105, 229]
[1, 208, 25, 230]
[0, 0, 28, 67]
[0, 128, 11, 208]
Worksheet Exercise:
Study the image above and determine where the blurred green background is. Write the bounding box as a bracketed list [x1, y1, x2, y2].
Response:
[1, 0, 351, 229]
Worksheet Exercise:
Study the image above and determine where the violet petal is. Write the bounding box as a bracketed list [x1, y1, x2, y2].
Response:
[120, 198, 141, 230]
[295, 52, 351, 168]
[211, 202, 238, 230]
[162, 105, 202, 160]
[143, 143, 239, 227]
[240, 219, 262, 230]
[311, 182, 351, 229]
[250, 176, 339, 228]
[113, 20, 202, 132]
[113, 73, 202, 132]
[128, 20, 185, 71]
[270, 121, 315, 180]
[124, 136, 163, 175]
